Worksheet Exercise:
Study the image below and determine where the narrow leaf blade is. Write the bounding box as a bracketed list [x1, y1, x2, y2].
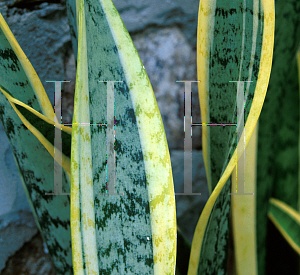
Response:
[256, 1, 300, 273]
[231, 123, 258, 275]
[0, 85, 71, 172]
[268, 198, 300, 255]
[188, 0, 275, 274]
[71, 0, 176, 274]
[0, 13, 73, 274]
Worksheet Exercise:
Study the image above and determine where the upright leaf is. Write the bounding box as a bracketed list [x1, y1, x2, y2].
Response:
[268, 198, 300, 256]
[71, 0, 176, 274]
[0, 85, 72, 172]
[298, 48, 300, 214]
[0, 13, 73, 274]
[256, 1, 300, 273]
[188, 0, 274, 274]
[231, 123, 258, 275]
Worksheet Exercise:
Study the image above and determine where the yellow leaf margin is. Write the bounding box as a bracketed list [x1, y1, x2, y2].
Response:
[188, 0, 275, 273]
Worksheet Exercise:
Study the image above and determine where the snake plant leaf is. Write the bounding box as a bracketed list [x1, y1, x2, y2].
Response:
[188, 0, 274, 274]
[0, 13, 73, 274]
[0, 14, 53, 118]
[298, 48, 300, 214]
[71, 0, 176, 274]
[0, 85, 72, 172]
[256, 1, 300, 273]
[231, 123, 258, 275]
[268, 198, 300, 256]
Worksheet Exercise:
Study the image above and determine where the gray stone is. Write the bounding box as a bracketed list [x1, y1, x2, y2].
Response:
[7, 0, 200, 33]
[1, 233, 56, 275]
[132, 27, 201, 150]
[113, 0, 199, 45]
[4, 0, 199, 45]
[170, 150, 209, 243]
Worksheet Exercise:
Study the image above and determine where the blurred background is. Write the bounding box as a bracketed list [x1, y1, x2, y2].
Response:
[0, 0, 209, 273]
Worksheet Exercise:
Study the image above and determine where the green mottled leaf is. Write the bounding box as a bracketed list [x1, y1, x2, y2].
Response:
[70, 0, 176, 274]
[256, 1, 300, 274]
[0, 13, 73, 274]
[0, 85, 71, 171]
[188, 0, 274, 274]
[231, 123, 258, 275]
[268, 198, 300, 256]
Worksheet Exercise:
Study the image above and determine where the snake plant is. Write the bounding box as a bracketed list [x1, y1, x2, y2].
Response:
[0, 0, 300, 274]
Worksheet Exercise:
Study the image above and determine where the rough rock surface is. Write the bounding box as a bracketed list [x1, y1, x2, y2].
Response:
[113, 0, 199, 45]
[1, 233, 56, 275]
[4, 0, 200, 44]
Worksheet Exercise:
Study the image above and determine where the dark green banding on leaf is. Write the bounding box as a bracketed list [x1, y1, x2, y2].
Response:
[14, 104, 71, 158]
[85, 0, 154, 270]
[0, 92, 73, 274]
[208, 0, 263, 191]
[71, 0, 176, 274]
[197, 180, 231, 275]
[268, 198, 300, 255]
[0, 13, 73, 274]
[256, 1, 300, 273]
[190, 0, 274, 274]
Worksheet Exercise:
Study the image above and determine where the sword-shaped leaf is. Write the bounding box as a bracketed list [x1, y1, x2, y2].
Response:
[268, 198, 300, 256]
[0, 13, 73, 274]
[256, 1, 300, 273]
[0, 85, 71, 172]
[188, 0, 274, 274]
[231, 123, 258, 275]
[298, 47, 300, 214]
[70, 0, 176, 274]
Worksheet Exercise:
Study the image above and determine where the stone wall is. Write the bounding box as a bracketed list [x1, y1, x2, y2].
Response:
[0, 1, 208, 273]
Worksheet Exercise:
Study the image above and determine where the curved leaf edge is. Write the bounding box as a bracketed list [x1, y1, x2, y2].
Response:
[0, 13, 54, 119]
[268, 198, 300, 255]
[188, 0, 275, 274]
[0, 85, 71, 174]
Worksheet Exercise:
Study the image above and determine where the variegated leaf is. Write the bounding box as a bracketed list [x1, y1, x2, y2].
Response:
[231, 122, 258, 275]
[188, 0, 274, 274]
[256, 1, 300, 273]
[268, 198, 300, 256]
[0, 13, 73, 274]
[0, 85, 71, 172]
[70, 0, 176, 274]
